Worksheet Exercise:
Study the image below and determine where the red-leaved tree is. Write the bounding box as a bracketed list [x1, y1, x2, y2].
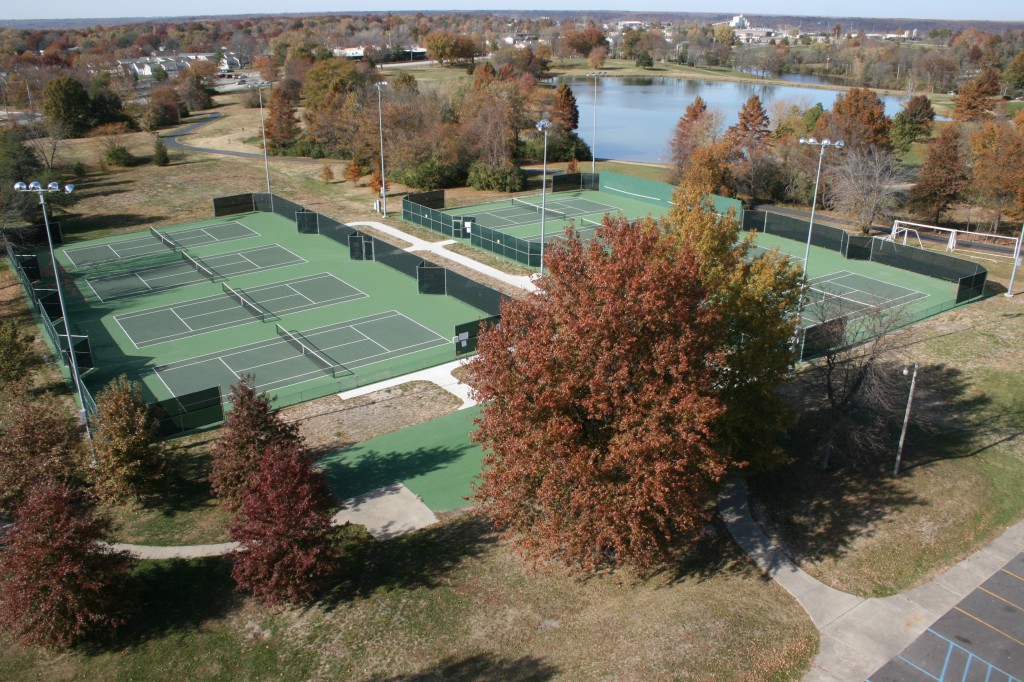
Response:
[0, 481, 135, 647]
[209, 375, 300, 511]
[229, 441, 339, 604]
[469, 217, 729, 572]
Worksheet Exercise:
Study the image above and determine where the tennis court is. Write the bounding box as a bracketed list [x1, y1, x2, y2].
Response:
[114, 273, 367, 347]
[801, 270, 928, 327]
[64, 221, 256, 268]
[83, 244, 305, 301]
[470, 193, 624, 240]
[154, 310, 450, 399]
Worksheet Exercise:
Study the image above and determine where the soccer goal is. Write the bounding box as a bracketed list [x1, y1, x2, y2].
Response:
[890, 220, 1020, 263]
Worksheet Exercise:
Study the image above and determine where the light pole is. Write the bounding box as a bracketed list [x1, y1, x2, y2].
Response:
[894, 363, 919, 476]
[13, 181, 89, 436]
[375, 81, 388, 217]
[584, 71, 606, 174]
[251, 81, 273, 211]
[536, 118, 551, 275]
[797, 137, 845, 278]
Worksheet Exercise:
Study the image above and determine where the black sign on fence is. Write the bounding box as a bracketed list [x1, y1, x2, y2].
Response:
[17, 254, 41, 281]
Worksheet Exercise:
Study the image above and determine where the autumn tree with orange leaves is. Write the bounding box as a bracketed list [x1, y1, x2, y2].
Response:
[470, 217, 730, 572]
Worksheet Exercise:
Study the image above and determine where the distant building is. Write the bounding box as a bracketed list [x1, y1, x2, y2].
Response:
[729, 15, 750, 29]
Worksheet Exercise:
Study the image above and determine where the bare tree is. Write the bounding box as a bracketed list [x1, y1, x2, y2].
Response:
[800, 296, 912, 470]
[825, 146, 909, 234]
[23, 119, 68, 173]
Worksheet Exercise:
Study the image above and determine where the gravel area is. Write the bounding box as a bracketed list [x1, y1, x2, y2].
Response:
[278, 380, 462, 456]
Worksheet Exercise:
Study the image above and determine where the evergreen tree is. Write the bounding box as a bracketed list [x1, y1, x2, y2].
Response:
[152, 136, 170, 166]
[727, 94, 770, 149]
[0, 482, 135, 647]
[41, 76, 92, 137]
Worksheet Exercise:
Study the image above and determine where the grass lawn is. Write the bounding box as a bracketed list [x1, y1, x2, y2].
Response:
[749, 293, 1024, 597]
[0, 518, 817, 681]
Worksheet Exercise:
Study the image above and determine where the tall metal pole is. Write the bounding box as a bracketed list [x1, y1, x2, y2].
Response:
[585, 72, 605, 174]
[376, 82, 388, 217]
[16, 182, 90, 437]
[1006, 224, 1023, 298]
[894, 363, 918, 476]
[537, 118, 551, 275]
[802, 143, 827, 278]
[255, 82, 273, 212]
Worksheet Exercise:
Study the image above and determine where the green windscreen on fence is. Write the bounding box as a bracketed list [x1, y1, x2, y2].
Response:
[296, 211, 319, 234]
[213, 193, 254, 217]
[454, 315, 501, 356]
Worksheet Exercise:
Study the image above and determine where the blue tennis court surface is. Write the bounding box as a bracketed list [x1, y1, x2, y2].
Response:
[869, 552, 1024, 681]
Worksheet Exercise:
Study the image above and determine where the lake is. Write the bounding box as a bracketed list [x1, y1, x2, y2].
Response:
[558, 76, 908, 164]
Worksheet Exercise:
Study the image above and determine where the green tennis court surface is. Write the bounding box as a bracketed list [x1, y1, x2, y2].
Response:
[64, 221, 256, 268]
[154, 311, 450, 398]
[83, 244, 305, 301]
[472, 194, 624, 239]
[115, 273, 367, 347]
[802, 271, 926, 327]
[319, 407, 484, 513]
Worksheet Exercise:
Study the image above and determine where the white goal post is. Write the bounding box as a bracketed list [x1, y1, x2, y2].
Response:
[891, 220, 1019, 262]
[890, 220, 1023, 297]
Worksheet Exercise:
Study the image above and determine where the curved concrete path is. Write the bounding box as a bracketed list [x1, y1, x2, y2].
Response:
[719, 478, 1024, 681]
[161, 111, 316, 163]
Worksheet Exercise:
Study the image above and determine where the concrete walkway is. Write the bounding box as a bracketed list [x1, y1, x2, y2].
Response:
[718, 478, 1024, 681]
[349, 220, 537, 293]
[108, 541, 238, 560]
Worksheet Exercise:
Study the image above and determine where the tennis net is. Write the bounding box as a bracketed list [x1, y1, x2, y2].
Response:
[181, 251, 218, 282]
[150, 227, 182, 252]
[222, 283, 268, 322]
[275, 324, 339, 377]
[512, 197, 566, 222]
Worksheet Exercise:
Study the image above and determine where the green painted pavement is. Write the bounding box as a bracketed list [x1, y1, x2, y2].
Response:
[319, 407, 485, 513]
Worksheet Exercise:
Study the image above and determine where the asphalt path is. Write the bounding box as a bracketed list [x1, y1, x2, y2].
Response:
[868, 551, 1024, 681]
[160, 111, 316, 163]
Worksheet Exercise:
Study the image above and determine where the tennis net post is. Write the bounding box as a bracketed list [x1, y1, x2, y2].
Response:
[275, 323, 341, 378]
[180, 250, 219, 282]
[512, 196, 566, 222]
[222, 282, 268, 322]
[150, 227, 182, 252]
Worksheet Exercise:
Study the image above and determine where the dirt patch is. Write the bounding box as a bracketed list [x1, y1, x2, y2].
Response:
[278, 380, 461, 456]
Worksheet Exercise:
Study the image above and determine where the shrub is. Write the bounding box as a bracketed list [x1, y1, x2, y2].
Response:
[468, 160, 526, 192]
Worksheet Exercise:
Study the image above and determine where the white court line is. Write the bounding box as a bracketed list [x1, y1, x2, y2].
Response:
[285, 283, 317, 305]
[112, 314, 140, 349]
[219, 357, 239, 378]
[153, 368, 178, 400]
[134, 272, 154, 290]
[352, 326, 389, 351]
[170, 308, 194, 331]
[63, 249, 82, 268]
[85, 278, 104, 302]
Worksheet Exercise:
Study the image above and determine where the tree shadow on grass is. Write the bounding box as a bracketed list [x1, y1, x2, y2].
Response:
[139, 435, 218, 515]
[320, 444, 475, 503]
[360, 653, 558, 682]
[323, 515, 494, 606]
[86, 556, 237, 653]
[663, 515, 771, 585]
[746, 362, 994, 566]
[66, 213, 167, 233]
